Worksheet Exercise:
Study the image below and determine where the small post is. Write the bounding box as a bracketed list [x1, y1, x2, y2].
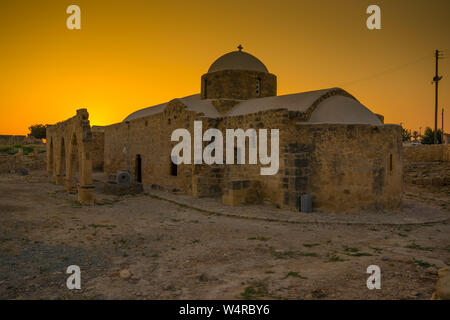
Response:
[300, 194, 312, 213]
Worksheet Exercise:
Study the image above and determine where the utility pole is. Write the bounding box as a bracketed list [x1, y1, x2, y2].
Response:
[433, 50, 443, 144]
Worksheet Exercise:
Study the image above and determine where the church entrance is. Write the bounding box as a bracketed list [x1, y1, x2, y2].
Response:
[135, 154, 142, 183]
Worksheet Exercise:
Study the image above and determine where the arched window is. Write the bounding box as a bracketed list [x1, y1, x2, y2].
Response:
[256, 78, 261, 96]
[135, 154, 142, 183]
[389, 154, 393, 172]
[203, 78, 208, 98]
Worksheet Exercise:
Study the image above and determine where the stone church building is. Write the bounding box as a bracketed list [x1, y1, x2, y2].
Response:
[46, 48, 403, 212]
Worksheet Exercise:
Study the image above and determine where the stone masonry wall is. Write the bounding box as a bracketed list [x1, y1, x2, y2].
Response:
[0, 135, 43, 145]
[281, 124, 403, 212]
[217, 109, 292, 206]
[104, 102, 402, 213]
[201, 70, 276, 100]
[217, 111, 402, 212]
[104, 100, 217, 194]
[91, 131, 105, 171]
[403, 145, 450, 163]
[0, 152, 46, 174]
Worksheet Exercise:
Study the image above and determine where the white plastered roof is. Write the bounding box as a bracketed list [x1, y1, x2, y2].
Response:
[123, 88, 382, 125]
[208, 51, 269, 73]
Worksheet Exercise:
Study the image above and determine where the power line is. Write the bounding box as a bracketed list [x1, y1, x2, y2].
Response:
[339, 54, 432, 87]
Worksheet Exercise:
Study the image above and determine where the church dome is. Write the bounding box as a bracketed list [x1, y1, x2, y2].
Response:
[208, 49, 269, 73]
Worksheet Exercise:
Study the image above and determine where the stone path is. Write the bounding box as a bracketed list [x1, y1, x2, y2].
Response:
[145, 188, 450, 226]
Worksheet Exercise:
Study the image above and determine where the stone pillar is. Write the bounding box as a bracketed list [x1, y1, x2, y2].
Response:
[65, 153, 78, 192]
[65, 178, 77, 192]
[78, 184, 95, 205]
[55, 149, 65, 184]
[55, 142, 65, 185]
[77, 151, 94, 205]
[46, 143, 54, 181]
[55, 174, 64, 185]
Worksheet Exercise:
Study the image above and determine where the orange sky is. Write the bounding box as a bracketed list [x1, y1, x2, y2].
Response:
[1, 0, 449, 135]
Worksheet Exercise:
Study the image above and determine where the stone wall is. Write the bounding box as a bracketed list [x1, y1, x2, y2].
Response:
[104, 100, 214, 194]
[0, 135, 43, 145]
[216, 109, 291, 206]
[0, 151, 46, 174]
[201, 70, 277, 100]
[91, 131, 105, 171]
[445, 146, 450, 161]
[218, 111, 402, 212]
[281, 124, 402, 212]
[104, 101, 402, 213]
[403, 145, 450, 163]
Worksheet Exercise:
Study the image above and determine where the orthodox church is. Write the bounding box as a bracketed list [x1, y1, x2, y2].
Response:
[47, 47, 402, 212]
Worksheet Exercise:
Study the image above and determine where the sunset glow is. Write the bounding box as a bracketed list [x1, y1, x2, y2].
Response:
[1, 0, 449, 135]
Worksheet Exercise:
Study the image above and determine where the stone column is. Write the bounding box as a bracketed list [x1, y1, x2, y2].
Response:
[46, 142, 54, 181]
[65, 152, 78, 192]
[77, 150, 94, 205]
[55, 152, 65, 185]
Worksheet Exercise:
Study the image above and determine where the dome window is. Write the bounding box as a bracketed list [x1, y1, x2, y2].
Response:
[203, 78, 208, 99]
[256, 78, 261, 96]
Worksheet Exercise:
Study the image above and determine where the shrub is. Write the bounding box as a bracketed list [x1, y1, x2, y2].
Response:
[28, 124, 49, 140]
[22, 146, 34, 155]
[422, 127, 442, 144]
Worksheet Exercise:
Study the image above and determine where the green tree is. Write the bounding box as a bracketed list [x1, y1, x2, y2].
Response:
[402, 128, 411, 142]
[28, 124, 48, 140]
[421, 127, 442, 144]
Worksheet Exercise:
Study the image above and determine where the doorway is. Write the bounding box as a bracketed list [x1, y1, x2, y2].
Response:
[136, 154, 142, 183]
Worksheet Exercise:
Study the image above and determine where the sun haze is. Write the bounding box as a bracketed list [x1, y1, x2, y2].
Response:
[1, 0, 449, 135]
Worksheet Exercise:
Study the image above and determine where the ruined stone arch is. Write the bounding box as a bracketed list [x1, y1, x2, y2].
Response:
[46, 109, 95, 204]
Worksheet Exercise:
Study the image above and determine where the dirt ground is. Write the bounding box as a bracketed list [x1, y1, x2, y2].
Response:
[0, 169, 449, 300]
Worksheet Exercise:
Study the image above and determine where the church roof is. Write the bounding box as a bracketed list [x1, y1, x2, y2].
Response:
[307, 94, 381, 125]
[227, 88, 381, 125]
[123, 88, 382, 125]
[123, 94, 220, 122]
[208, 50, 269, 73]
[123, 102, 168, 122]
[177, 94, 221, 118]
[226, 88, 332, 116]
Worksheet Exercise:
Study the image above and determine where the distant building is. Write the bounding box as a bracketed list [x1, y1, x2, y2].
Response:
[444, 133, 450, 145]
